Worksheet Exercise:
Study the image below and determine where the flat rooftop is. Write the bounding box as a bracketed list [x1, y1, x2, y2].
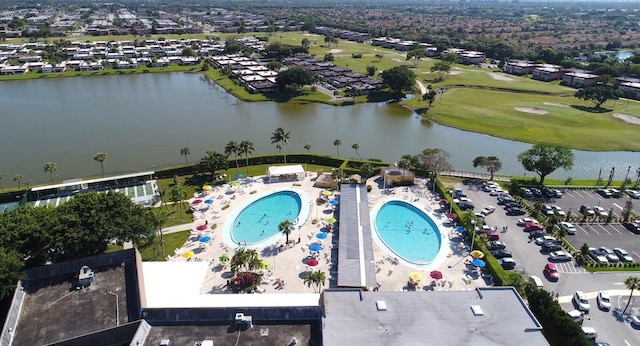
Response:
[13, 265, 128, 345]
[322, 288, 548, 346]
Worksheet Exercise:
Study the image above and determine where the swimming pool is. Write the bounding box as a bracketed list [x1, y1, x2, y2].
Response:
[224, 189, 311, 248]
[372, 199, 446, 266]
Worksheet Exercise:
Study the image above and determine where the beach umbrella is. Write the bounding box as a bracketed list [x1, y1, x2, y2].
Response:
[202, 185, 212, 191]
[429, 270, 443, 280]
[329, 200, 339, 205]
[316, 233, 328, 240]
[322, 190, 333, 196]
[470, 250, 485, 259]
[472, 259, 486, 268]
[455, 226, 467, 233]
[182, 251, 195, 259]
[235, 173, 244, 179]
[192, 199, 203, 205]
[447, 213, 458, 219]
[409, 272, 423, 282]
[199, 235, 212, 243]
[260, 260, 270, 269]
[196, 224, 208, 231]
[231, 182, 240, 187]
[306, 258, 319, 266]
[325, 217, 337, 224]
[309, 244, 323, 252]
[204, 199, 214, 205]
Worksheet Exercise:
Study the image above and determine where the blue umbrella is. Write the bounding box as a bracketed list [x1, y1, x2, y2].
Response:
[235, 173, 244, 179]
[199, 236, 212, 243]
[204, 199, 214, 204]
[455, 226, 467, 233]
[309, 244, 322, 252]
[329, 200, 339, 205]
[316, 233, 328, 240]
[472, 258, 486, 268]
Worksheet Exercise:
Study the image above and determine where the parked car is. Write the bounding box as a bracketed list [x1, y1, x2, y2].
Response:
[549, 251, 573, 262]
[573, 291, 591, 313]
[599, 247, 619, 262]
[525, 221, 544, 232]
[623, 221, 640, 234]
[517, 217, 535, 226]
[504, 201, 523, 210]
[529, 230, 545, 239]
[530, 188, 542, 197]
[458, 201, 475, 211]
[596, 188, 612, 198]
[552, 189, 563, 198]
[490, 249, 513, 259]
[593, 206, 608, 217]
[543, 204, 555, 216]
[481, 206, 496, 216]
[560, 221, 577, 235]
[614, 248, 634, 262]
[506, 207, 526, 216]
[589, 247, 609, 264]
[597, 291, 611, 311]
[580, 205, 595, 216]
[582, 327, 597, 341]
[631, 315, 640, 328]
[497, 195, 513, 205]
[535, 235, 556, 246]
[486, 241, 506, 250]
[542, 242, 562, 253]
[544, 263, 559, 281]
[499, 258, 516, 270]
[626, 190, 640, 199]
[568, 310, 584, 325]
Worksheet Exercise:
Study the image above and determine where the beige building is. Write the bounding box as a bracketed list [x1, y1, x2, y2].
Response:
[380, 167, 415, 186]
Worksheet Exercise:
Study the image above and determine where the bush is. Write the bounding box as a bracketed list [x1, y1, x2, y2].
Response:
[352, 53, 363, 58]
[367, 185, 372, 192]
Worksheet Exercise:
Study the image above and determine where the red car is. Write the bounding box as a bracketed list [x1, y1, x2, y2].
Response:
[525, 221, 544, 232]
[485, 231, 499, 241]
[544, 263, 559, 281]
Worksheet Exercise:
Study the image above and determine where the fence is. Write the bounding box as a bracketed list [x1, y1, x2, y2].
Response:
[439, 170, 511, 182]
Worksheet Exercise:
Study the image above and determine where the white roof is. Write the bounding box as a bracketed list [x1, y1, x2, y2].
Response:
[268, 165, 304, 176]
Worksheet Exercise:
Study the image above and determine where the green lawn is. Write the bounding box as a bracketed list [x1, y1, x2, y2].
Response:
[138, 230, 190, 261]
[0, 64, 202, 81]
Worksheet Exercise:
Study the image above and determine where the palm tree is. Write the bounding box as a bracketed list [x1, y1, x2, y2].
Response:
[304, 143, 311, 152]
[147, 210, 168, 257]
[224, 140, 241, 170]
[624, 276, 640, 314]
[13, 174, 23, 189]
[278, 219, 294, 244]
[397, 158, 410, 183]
[360, 163, 374, 181]
[352, 143, 362, 159]
[0, 173, 4, 190]
[333, 139, 342, 157]
[271, 127, 290, 164]
[156, 188, 171, 213]
[238, 140, 255, 178]
[276, 144, 282, 154]
[171, 183, 188, 221]
[304, 270, 327, 293]
[94, 152, 107, 178]
[43, 162, 57, 183]
[180, 147, 191, 164]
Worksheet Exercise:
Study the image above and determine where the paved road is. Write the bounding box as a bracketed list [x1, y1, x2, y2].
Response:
[459, 182, 640, 346]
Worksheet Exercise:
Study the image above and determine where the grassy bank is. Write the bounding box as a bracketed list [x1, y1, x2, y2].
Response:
[0, 63, 202, 81]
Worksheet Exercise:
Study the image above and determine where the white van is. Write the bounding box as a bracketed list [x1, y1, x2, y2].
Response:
[567, 310, 584, 325]
[528, 276, 544, 290]
[582, 327, 597, 341]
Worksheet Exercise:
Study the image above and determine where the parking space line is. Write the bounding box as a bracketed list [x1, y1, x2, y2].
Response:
[632, 251, 640, 259]
[596, 224, 612, 235]
[613, 203, 623, 210]
[585, 224, 600, 235]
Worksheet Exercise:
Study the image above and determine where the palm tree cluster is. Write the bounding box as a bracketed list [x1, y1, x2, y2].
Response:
[224, 140, 255, 178]
[271, 127, 290, 164]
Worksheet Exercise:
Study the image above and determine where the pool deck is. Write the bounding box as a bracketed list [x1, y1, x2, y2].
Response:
[164, 173, 489, 296]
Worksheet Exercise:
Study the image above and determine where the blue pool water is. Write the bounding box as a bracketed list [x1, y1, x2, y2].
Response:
[231, 191, 303, 245]
[375, 200, 441, 264]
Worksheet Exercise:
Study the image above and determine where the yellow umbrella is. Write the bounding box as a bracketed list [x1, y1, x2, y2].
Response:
[260, 260, 270, 269]
[409, 272, 423, 282]
[182, 251, 195, 259]
[202, 185, 212, 191]
[322, 190, 333, 196]
[471, 250, 485, 259]
[325, 217, 337, 224]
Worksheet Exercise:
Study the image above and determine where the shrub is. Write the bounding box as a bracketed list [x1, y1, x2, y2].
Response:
[352, 53, 363, 58]
[367, 185, 372, 192]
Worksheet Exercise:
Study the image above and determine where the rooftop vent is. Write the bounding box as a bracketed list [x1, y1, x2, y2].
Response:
[376, 300, 387, 311]
[260, 328, 269, 336]
[471, 305, 484, 316]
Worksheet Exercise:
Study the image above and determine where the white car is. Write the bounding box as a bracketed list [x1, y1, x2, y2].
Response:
[560, 222, 577, 235]
[614, 248, 634, 262]
[597, 291, 611, 311]
[573, 291, 591, 313]
[543, 204, 555, 216]
[627, 190, 640, 199]
[593, 206, 608, 217]
[517, 217, 535, 226]
[535, 235, 556, 246]
[481, 206, 496, 216]
[599, 247, 619, 263]
[552, 205, 566, 216]
[549, 251, 573, 262]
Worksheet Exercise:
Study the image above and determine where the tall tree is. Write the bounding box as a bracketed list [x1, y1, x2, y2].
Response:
[431, 60, 452, 81]
[13, 174, 23, 189]
[352, 143, 362, 159]
[359, 163, 374, 181]
[147, 209, 168, 257]
[406, 48, 426, 66]
[623, 276, 640, 314]
[0, 248, 25, 299]
[397, 158, 411, 182]
[94, 152, 107, 178]
[278, 219, 294, 244]
[333, 139, 342, 157]
[517, 144, 574, 184]
[472, 156, 503, 180]
[171, 183, 187, 221]
[419, 148, 453, 178]
[271, 127, 291, 164]
[225, 140, 241, 170]
[575, 85, 621, 109]
[43, 162, 57, 183]
[238, 140, 255, 178]
[301, 38, 310, 49]
[381, 66, 416, 97]
[303, 270, 326, 293]
[199, 151, 229, 177]
[304, 143, 312, 152]
[180, 146, 191, 164]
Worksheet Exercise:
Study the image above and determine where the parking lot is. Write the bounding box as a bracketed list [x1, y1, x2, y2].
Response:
[567, 223, 640, 261]
[533, 188, 640, 219]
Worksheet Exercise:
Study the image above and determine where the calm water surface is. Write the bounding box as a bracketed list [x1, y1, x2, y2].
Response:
[1, 73, 638, 184]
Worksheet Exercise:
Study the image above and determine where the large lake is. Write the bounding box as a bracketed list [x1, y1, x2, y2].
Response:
[1, 72, 638, 184]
